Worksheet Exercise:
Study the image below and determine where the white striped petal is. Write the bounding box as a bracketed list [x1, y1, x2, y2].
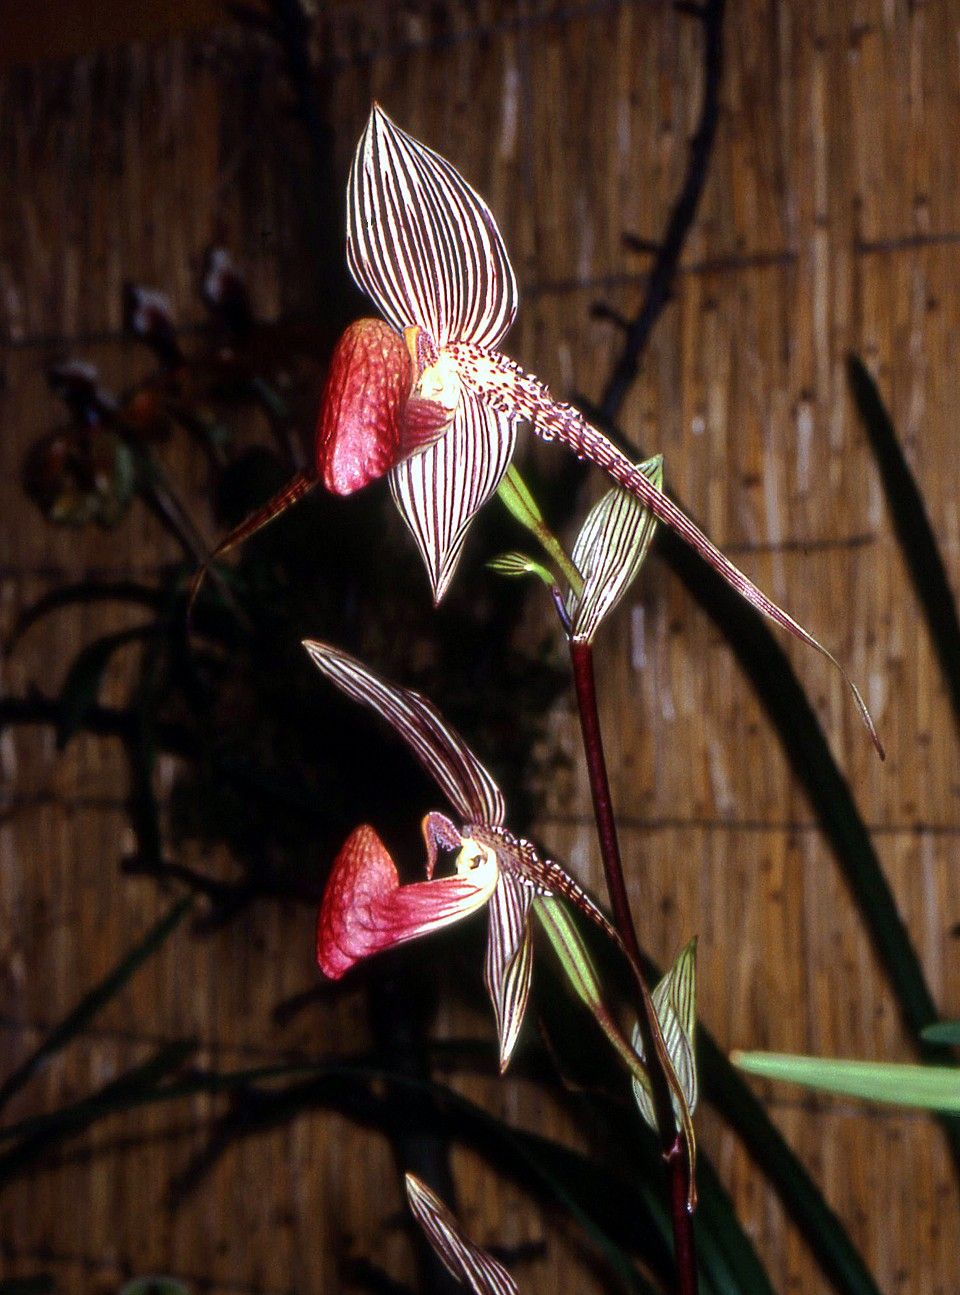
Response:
[405, 1174, 518, 1295]
[390, 389, 516, 604]
[302, 640, 505, 827]
[347, 105, 518, 348]
[483, 876, 534, 1072]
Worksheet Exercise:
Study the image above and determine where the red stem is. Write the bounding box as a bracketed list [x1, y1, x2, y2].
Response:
[569, 638, 698, 1295]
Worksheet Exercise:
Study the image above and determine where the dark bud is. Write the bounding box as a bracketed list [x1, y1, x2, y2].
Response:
[200, 246, 253, 337]
[47, 359, 115, 424]
[116, 378, 172, 443]
[123, 283, 183, 366]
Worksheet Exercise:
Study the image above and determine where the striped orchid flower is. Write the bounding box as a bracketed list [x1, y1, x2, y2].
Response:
[194, 107, 879, 752]
[334, 106, 881, 751]
[306, 639, 626, 1071]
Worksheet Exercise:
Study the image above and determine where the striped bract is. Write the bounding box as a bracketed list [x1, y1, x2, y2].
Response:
[405, 1174, 518, 1295]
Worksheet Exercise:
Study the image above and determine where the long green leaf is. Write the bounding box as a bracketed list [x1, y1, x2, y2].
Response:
[922, 1021, 960, 1046]
[733, 1051, 960, 1112]
[848, 353, 960, 728]
[0, 896, 192, 1112]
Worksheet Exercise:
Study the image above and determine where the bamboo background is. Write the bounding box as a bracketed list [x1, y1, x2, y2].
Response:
[2, 0, 959, 1290]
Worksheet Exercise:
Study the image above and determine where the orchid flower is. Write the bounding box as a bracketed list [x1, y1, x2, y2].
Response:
[338, 106, 879, 749]
[196, 106, 880, 753]
[305, 639, 626, 1071]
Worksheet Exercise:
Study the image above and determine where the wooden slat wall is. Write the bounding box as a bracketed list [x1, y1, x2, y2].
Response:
[2, 1, 959, 1290]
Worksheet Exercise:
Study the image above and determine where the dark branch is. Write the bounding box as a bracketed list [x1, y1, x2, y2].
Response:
[599, 0, 726, 424]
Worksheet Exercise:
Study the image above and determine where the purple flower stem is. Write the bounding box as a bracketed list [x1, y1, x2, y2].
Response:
[569, 638, 698, 1295]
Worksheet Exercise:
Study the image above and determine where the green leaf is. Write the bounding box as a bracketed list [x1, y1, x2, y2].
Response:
[496, 464, 549, 531]
[55, 625, 156, 749]
[532, 896, 649, 1085]
[848, 353, 960, 730]
[497, 465, 583, 596]
[567, 455, 662, 643]
[0, 897, 192, 1112]
[733, 1051, 960, 1113]
[921, 1021, 960, 1046]
[486, 551, 557, 587]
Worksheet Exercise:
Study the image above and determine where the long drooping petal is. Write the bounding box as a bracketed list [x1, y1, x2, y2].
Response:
[347, 105, 518, 349]
[453, 342, 883, 756]
[317, 824, 497, 980]
[302, 640, 506, 826]
[404, 1174, 518, 1295]
[483, 876, 534, 1072]
[390, 388, 516, 603]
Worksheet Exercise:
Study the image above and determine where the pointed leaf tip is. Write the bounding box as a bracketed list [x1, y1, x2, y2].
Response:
[405, 1174, 518, 1295]
[732, 1050, 960, 1113]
